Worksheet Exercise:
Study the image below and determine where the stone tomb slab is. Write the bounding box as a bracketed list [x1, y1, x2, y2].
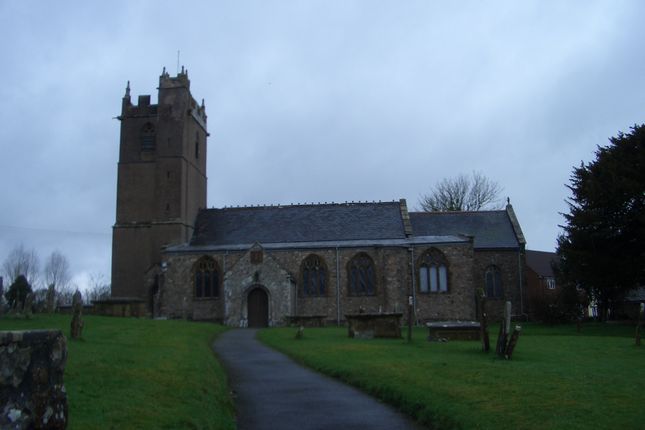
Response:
[346, 313, 403, 339]
[426, 320, 481, 341]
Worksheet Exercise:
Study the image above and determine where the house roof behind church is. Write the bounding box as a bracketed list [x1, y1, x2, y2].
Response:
[526, 250, 559, 278]
[409, 210, 521, 249]
[190, 201, 407, 246]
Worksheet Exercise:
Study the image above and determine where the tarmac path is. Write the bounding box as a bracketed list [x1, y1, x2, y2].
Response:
[213, 329, 424, 430]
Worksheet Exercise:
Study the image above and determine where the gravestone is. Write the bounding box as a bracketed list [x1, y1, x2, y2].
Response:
[477, 288, 490, 352]
[46, 284, 56, 314]
[23, 293, 34, 318]
[70, 290, 84, 339]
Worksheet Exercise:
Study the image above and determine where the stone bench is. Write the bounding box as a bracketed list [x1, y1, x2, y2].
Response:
[426, 321, 481, 341]
[284, 315, 327, 327]
[346, 313, 403, 339]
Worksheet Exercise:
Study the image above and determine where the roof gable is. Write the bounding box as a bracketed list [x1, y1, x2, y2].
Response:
[409, 210, 520, 249]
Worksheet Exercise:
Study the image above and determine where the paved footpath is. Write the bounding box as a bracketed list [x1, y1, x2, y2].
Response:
[213, 329, 424, 430]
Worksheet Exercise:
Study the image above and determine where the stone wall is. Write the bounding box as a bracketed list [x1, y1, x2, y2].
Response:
[160, 241, 503, 325]
[473, 250, 526, 319]
[0, 330, 67, 429]
[413, 243, 477, 322]
[224, 246, 293, 327]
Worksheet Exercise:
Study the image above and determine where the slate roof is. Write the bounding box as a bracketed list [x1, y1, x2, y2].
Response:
[190, 201, 407, 246]
[525, 250, 559, 278]
[181, 202, 523, 251]
[409, 210, 521, 249]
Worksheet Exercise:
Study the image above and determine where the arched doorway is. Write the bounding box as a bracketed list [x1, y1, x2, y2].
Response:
[247, 287, 269, 328]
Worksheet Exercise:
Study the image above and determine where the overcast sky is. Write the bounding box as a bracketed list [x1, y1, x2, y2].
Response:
[1, 1, 644, 291]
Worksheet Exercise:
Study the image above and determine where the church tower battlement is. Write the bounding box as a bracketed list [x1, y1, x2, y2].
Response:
[111, 67, 208, 299]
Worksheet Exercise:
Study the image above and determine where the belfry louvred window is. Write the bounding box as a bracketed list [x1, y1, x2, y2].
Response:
[418, 248, 449, 293]
[194, 257, 219, 298]
[140, 123, 156, 151]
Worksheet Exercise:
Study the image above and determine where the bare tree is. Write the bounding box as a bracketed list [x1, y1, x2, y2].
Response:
[2, 244, 40, 287]
[419, 172, 503, 212]
[43, 250, 71, 312]
[86, 273, 110, 304]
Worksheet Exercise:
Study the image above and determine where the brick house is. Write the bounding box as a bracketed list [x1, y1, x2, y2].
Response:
[111, 70, 528, 326]
[525, 250, 559, 318]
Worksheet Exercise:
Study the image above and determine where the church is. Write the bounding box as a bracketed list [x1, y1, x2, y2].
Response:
[110, 69, 527, 327]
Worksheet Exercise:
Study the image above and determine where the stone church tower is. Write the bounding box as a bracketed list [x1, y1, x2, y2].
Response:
[111, 68, 208, 299]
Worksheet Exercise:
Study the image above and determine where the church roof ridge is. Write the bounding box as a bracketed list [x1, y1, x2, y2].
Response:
[191, 200, 407, 246]
[409, 209, 507, 216]
[212, 199, 400, 211]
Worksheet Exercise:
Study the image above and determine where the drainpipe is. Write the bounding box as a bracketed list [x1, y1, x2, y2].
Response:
[223, 250, 228, 323]
[518, 250, 525, 318]
[294, 271, 298, 317]
[409, 247, 417, 323]
[336, 247, 341, 326]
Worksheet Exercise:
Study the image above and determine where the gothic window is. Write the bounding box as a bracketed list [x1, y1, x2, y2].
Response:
[485, 265, 503, 298]
[140, 123, 156, 151]
[195, 132, 200, 159]
[348, 253, 376, 296]
[301, 255, 327, 297]
[418, 248, 449, 293]
[194, 257, 219, 299]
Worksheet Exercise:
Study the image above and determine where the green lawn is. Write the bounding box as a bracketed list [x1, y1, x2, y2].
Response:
[0, 314, 235, 430]
[258, 323, 645, 430]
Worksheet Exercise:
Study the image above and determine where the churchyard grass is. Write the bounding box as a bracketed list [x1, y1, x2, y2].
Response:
[258, 323, 645, 430]
[0, 314, 235, 430]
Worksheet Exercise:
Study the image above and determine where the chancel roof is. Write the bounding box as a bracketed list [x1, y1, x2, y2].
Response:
[409, 210, 521, 249]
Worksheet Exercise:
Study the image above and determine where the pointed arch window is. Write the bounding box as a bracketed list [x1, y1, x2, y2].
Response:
[301, 255, 327, 297]
[140, 122, 156, 151]
[348, 253, 376, 296]
[194, 257, 219, 299]
[485, 265, 503, 298]
[418, 248, 449, 293]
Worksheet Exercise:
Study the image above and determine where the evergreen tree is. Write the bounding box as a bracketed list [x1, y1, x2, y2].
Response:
[557, 125, 645, 320]
[5, 275, 33, 310]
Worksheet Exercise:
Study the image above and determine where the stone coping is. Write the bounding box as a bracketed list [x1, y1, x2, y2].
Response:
[0, 329, 63, 346]
[285, 315, 328, 319]
[345, 312, 403, 319]
[426, 320, 481, 329]
[92, 297, 145, 304]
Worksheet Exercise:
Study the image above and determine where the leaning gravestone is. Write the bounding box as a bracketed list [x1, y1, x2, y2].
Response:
[495, 301, 522, 360]
[0, 330, 68, 429]
[46, 284, 56, 314]
[70, 290, 84, 339]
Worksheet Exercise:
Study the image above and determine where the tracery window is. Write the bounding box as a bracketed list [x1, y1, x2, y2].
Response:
[140, 123, 156, 151]
[194, 257, 219, 299]
[418, 248, 449, 293]
[348, 253, 376, 296]
[485, 265, 503, 298]
[301, 255, 327, 297]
